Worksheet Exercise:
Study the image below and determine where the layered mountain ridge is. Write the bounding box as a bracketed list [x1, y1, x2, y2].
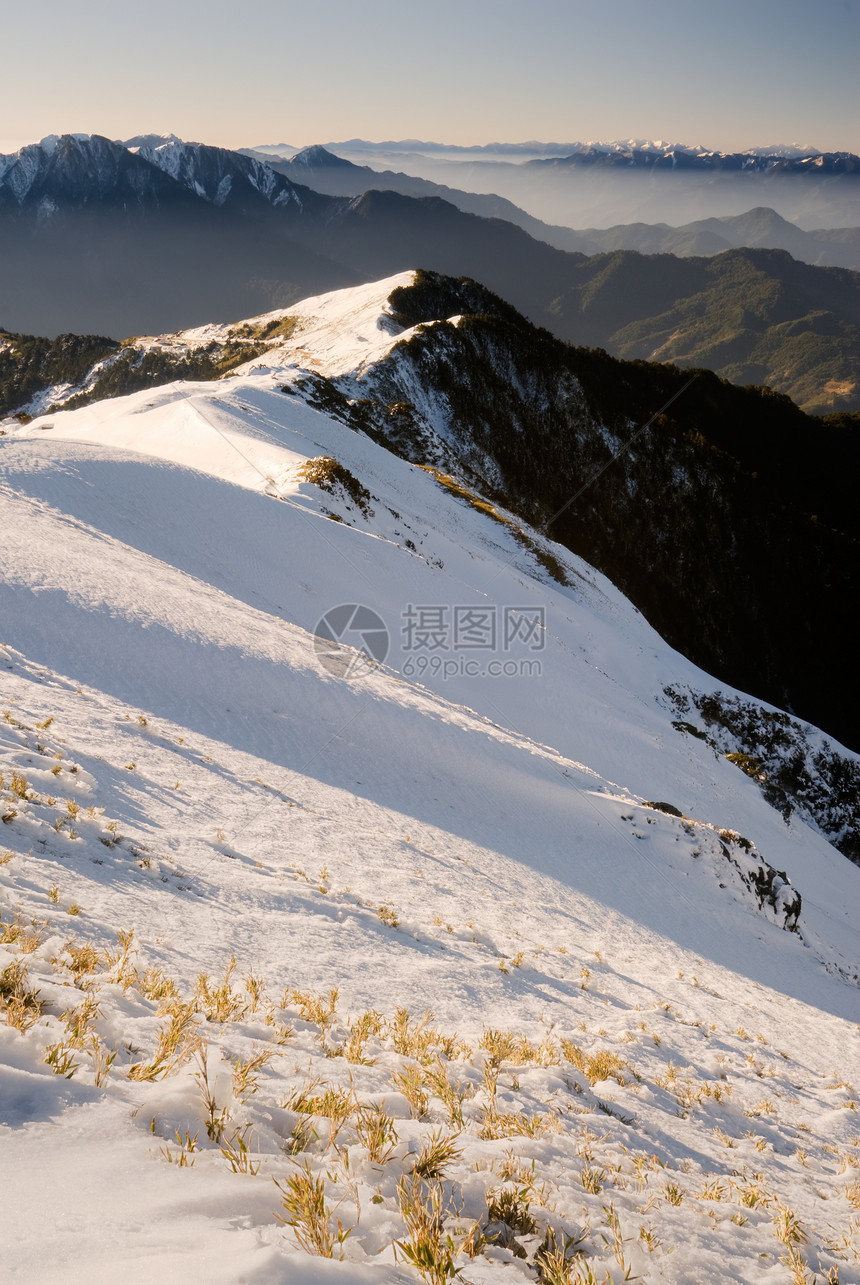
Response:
[260, 137, 853, 165]
[528, 145, 860, 174]
[1, 134, 857, 413]
[293, 137, 860, 230]
[256, 145, 860, 272]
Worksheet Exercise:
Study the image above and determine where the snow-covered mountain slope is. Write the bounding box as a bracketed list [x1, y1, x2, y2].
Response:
[0, 272, 416, 422]
[7, 267, 859, 766]
[0, 134, 304, 214]
[129, 136, 302, 210]
[1, 275, 858, 1284]
[0, 133, 183, 212]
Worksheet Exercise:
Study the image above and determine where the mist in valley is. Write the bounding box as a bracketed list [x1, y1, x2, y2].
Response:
[322, 144, 860, 230]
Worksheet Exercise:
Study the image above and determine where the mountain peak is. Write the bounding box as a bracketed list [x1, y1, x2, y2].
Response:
[122, 132, 189, 150]
[289, 144, 354, 168]
[0, 133, 166, 207]
[0, 132, 303, 215]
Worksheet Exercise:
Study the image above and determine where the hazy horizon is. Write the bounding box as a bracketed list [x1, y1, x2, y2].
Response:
[1, 133, 852, 158]
[1, 0, 857, 158]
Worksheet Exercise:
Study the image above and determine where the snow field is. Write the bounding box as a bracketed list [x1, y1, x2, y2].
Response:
[1, 682, 857, 1285]
[0, 275, 858, 1283]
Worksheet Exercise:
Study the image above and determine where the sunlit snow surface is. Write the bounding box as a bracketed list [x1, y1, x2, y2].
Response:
[1, 275, 858, 1284]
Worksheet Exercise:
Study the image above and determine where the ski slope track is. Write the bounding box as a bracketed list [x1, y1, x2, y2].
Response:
[1, 274, 858, 1285]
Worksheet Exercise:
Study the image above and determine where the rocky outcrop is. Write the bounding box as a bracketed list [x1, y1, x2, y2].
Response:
[716, 829, 801, 932]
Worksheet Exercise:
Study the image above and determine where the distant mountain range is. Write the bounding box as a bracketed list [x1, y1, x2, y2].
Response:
[565, 208, 860, 269]
[528, 145, 860, 175]
[282, 138, 860, 231]
[1, 134, 857, 412]
[253, 138, 841, 161]
[251, 144, 860, 271]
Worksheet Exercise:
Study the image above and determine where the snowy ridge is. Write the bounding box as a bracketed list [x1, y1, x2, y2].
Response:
[2, 272, 421, 429]
[285, 138, 828, 160]
[1, 274, 858, 1283]
[135, 137, 301, 209]
[529, 146, 860, 174]
[269, 136, 852, 167]
[0, 134, 174, 211]
[0, 134, 303, 213]
[554, 140, 824, 161]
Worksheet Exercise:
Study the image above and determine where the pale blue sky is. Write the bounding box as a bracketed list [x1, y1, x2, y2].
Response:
[1, 0, 857, 155]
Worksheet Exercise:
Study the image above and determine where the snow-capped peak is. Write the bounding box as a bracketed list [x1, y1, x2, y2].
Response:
[0, 133, 302, 212]
[131, 136, 300, 208]
[122, 132, 189, 150]
[0, 134, 135, 204]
